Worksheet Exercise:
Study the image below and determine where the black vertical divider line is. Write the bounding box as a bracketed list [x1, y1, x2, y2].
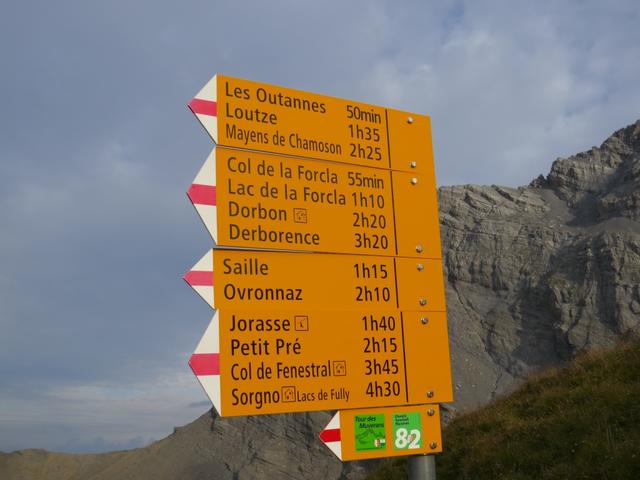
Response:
[400, 311, 409, 404]
[385, 109, 410, 403]
[392, 258, 400, 309]
[385, 109, 400, 258]
[387, 109, 401, 310]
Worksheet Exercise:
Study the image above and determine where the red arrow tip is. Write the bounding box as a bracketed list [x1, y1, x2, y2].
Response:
[188, 184, 217, 206]
[319, 428, 341, 443]
[183, 271, 214, 287]
[189, 98, 218, 117]
[189, 353, 220, 376]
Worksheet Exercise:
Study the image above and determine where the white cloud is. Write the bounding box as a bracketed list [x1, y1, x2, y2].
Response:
[363, 0, 640, 186]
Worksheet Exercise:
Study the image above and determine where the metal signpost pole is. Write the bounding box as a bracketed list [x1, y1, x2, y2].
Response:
[408, 454, 436, 480]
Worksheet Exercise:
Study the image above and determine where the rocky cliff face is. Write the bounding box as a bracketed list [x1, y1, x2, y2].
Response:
[3, 120, 640, 479]
[444, 119, 640, 409]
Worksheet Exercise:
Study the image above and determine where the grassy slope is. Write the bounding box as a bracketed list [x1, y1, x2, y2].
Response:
[368, 337, 640, 480]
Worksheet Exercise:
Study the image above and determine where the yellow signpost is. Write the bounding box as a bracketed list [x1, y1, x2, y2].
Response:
[189, 147, 442, 258]
[214, 309, 452, 416]
[185, 249, 447, 312]
[186, 74, 452, 467]
[189, 74, 435, 174]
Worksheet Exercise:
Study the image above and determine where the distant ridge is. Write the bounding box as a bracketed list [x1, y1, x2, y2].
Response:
[0, 412, 372, 479]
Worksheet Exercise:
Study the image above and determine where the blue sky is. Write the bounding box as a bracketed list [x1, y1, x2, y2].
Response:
[1, 0, 639, 453]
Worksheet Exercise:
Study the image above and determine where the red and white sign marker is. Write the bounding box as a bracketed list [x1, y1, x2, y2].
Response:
[187, 149, 217, 241]
[319, 412, 342, 460]
[188, 312, 221, 414]
[188, 77, 219, 143]
[183, 250, 214, 309]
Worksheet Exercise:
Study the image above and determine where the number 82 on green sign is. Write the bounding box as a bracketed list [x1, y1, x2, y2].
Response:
[393, 412, 423, 450]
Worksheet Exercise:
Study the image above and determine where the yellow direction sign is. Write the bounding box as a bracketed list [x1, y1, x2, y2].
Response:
[320, 405, 442, 461]
[188, 147, 442, 258]
[188, 74, 434, 174]
[189, 310, 452, 416]
[184, 249, 446, 312]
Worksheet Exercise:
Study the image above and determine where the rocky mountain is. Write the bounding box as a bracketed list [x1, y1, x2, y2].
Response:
[0, 412, 371, 480]
[2, 120, 640, 479]
[444, 119, 640, 410]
